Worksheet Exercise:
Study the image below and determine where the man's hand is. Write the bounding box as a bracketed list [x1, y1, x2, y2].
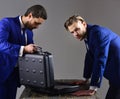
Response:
[24, 44, 37, 53]
[72, 79, 89, 85]
[71, 89, 96, 96]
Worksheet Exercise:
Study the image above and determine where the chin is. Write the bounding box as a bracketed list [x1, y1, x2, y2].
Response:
[79, 38, 84, 41]
[79, 39, 83, 41]
[76, 37, 81, 41]
[76, 36, 82, 40]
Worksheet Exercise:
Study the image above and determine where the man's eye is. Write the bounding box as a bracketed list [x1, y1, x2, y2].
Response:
[75, 28, 80, 31]
[35, 22, 41, 25]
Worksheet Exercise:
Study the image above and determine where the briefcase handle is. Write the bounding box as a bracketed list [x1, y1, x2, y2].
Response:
[34, 46, 51, 55]
[34, 46, 43, 54]
[37, 46, 42, 52]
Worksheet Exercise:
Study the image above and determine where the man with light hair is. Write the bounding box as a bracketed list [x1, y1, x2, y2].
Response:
[64, 15, 120, 99]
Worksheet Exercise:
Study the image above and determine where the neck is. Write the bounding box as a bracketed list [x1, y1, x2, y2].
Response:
[82, 32, 87, 40]
[21, 16, 26, 26]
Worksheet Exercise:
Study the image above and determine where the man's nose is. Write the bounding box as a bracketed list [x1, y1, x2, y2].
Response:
[73, 31, 77, 36]
[35, 24, 40, 28]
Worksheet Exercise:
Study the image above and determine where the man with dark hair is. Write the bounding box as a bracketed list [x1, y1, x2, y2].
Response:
[64, 15, 120, 99]
[0, 4, 47, 99]
[24, 5, 47, 19]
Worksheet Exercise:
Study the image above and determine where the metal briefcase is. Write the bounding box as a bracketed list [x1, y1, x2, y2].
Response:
[18, 48, 54, 88]
[18, 47, 81, 95]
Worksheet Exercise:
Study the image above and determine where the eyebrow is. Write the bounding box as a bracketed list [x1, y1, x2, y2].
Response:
[35, 22, 42, 25]
[70, 28, 79, 33]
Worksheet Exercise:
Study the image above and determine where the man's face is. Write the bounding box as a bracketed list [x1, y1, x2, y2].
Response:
[24, 14, 45, 30]
[68, 21, 87, 41]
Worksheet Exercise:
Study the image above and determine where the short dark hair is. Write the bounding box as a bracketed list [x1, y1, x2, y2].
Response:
[64, 15, 85, 30]
[24, 5, 47, 20]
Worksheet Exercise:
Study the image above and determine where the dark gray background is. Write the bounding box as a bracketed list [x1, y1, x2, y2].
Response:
[0, 0, 120, 98]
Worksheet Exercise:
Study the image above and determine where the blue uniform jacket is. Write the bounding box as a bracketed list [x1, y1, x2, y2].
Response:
[84, 24, 120, 88]
[0, 16, 33, 84]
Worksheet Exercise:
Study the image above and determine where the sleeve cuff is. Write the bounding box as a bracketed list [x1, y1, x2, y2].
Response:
[89, 86, 98, 91]
[19, 46, 24, 57]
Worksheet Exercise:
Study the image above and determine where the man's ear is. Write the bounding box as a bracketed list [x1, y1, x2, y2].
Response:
[28, 13, 33, 18]
[83, 21, 87, 27]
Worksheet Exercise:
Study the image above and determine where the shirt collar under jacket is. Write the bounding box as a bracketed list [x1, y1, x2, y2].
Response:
[19, 16, 24, 29]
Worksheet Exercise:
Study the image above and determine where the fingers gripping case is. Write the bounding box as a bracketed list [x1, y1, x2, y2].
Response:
[18, 47, 54, 88]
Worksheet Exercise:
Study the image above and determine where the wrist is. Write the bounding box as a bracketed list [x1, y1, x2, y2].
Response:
[23, 46, 27, 53]
[84, 78, 89, 83]
[89, 86, 98, 91]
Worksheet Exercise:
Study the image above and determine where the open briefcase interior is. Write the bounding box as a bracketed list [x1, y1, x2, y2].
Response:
[18, 47, 80, 95]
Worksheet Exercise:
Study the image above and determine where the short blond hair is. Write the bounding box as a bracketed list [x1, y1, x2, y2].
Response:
[64, 15, 85, 30]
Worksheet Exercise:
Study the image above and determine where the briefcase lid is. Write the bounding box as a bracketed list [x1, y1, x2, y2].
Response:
[30, 81, 81, 96]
